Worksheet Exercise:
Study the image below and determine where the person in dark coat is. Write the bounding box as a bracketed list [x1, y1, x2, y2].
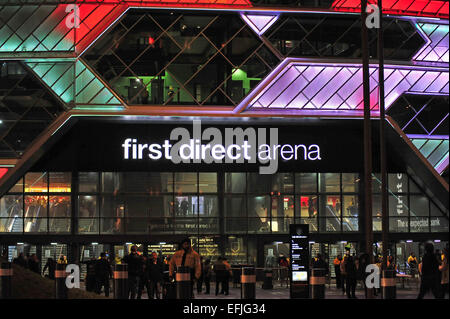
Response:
[13, 253, 28, 268]
[95, 252, 112, 297]
[82, 257, 97, 292]
[213, 257, 227, 296]
[28, 254, 40, 274]
[43, 258, 56, 280]
[197, 256, 204, 294]
[312, 254, 329, 276]
[344, 254, 357, 299]
[122, 245, 143, 299]
[417, 243, 442, 299]
[137, 256, 150, 299]
[203, 259, 212, 294]
[148, 252, 164, 299]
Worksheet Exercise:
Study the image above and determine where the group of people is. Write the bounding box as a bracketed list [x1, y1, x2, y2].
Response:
[12, 252, 67, 279]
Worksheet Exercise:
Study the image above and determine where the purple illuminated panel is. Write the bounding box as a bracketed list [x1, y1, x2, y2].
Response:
[240, 13, 280, 36]
[414, 23, 449, 63]
[243, 59, 449, 112]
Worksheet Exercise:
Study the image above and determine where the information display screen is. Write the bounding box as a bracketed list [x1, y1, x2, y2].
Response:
[290, 224, 309, 298]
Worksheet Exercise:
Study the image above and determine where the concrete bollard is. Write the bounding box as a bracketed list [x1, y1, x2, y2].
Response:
[241, 267, 256, 299]
[0, 262, 13, 299]
[113, 264, 128, 299]
[262, 269, 273, 289]
[176, 266, 192, 299]
[310, 268, 326, 299]
[381, 269, 396, 299]
[55, 263, 68, 299]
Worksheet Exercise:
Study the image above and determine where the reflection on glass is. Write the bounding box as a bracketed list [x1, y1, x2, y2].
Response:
[49, 219, 71, 233]
[342, 217, 358, 232]
[25, 196, 48, 218]
[272, 173, 294, 193]
[0, 195, 23, 218]
[247, 173, 271, 193]
[248, 196, 270, 232]
[78, 218, 99, 234]
[319, 173, 340, 193]
[174, 195, 198, 216]
[49, 196, 71, 217]
[388, 173, 407, 193]
[224, 196, 246, 218]
[25, 172, 47, 192]
[295, 173, 317, 193]
[410, 216, 429, 232]
[342, 173, 358, 192]
[297, 195, 318, 218]
[9, 178, 23, 193]
[79, 196, 98, 218]
[343, 195, 358, 217]
[389, 217, 408, 232]
[199, 173, 217, 193]
[225, 173, 246, 193]
[79, 172, 98, 192]
[410, 195, 429, 217]
[174, 173, 197, 193]
[24, 218, 47, 233]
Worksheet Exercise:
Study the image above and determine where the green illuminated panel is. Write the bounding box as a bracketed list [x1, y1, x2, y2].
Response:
[427, 140, 449, 167]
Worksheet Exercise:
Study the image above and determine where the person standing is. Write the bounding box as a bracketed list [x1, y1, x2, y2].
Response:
[28, 254, 40, 274]
[213, 257, 227, 296]
[334, 255, 342, 289]
[95, 252, 112, 297]
[408, 252, 418, 277]
[169, 238, 201, 298]
[42, 258, 56, 280]
[203, 259, 212, 295]
[345, 254, 357, 299]
[137, 255, 151, 299]
[197, 256, 204, 294]
[148, 252, 164, 299]
[122, 245, 143, 299]
[82, 257, 97, 291]
[222, 257, 232, 295]
[417, 243, 441, 299]
[439, 248, 448, 298]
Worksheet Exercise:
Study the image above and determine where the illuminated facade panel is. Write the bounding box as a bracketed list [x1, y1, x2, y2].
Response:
[414, 23, 449, 63]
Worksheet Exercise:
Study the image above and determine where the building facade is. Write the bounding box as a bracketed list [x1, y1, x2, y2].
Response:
[0, 0, 448, 272]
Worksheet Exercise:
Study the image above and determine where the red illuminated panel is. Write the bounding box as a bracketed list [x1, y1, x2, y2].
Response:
[0, 168, 8, 180]
[332, 0, 449, 18]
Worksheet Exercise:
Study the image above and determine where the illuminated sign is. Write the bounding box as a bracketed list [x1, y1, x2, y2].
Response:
[290, 224, 309, 299]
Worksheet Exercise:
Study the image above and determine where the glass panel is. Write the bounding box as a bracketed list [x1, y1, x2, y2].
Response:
[431, 217, 448, 232]
[199, 218, 219, 234]
[430, 202, 445, 217]
[199, 196, 218, 217]
[148, 218, 175, 235]
[373, 194, 382, 218]
[410, 216, 429, 233]
[388, 173, 407, 193]
[225, 173, 246, 193]
[271, 196, 294, 233]
[324, 218, 341, 232]
[78, 218, 99, 234]
[175, 218, 198, 234]
[372, 174, 381, 193]
[101, 172, 120, 193]
[126, 218, 150, 234]
[272, 173, 294, 193]
[124, 196, 149, 218]
[319, 173, 340, 193]
[248, 195, 270, 231]
[101, 218, 124, 234]
[409, 177, 421, 193]
[409, 195, 429, 217]
[224, 196, 246, 218]
[174, 173, 197, 193]
[0, 217, 22, 233]
[342, 173, 359, 192]
[25, 195, 48, 217]
[49, 172, 71, 192]
[148, 195, 174, 217]
[78, 195, 98, 218]
[296, 195, 318, 218]
[226, 236, 247, 264]
[174, 195, 198, 216]
[225, 218, 247, 234]
[100, 196, 125, 218]
[0, 195, 23, 218]
[295, 173, 317, 193]
[390, 217, 408, 232]
[49, 196, 71, 217]
[25, 172, 47, 192]
[319, 195, 341, 218]
[199, 173, 217, 193]
[248, 218, 270, 233]
[247, 173, 271, 193]
[373, 217, 382, 231]
[389, 194, 408, 217]
[342, 217, 358, 231]
[271, 218, 294, 233]
[343, 195, 358, 217]
[79, 172, 98, 192]
[49, 219, 71, 233]
[297, 218, 318, 232]
[24, 218, 47, 233]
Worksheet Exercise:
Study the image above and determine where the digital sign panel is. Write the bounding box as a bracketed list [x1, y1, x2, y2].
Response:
[290, 224, 309, 299]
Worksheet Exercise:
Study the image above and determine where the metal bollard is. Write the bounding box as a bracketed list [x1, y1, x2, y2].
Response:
[241, 267, 256, 299]
[381, 270, 396, 299]
[262, 269, 273, 289]
[176, 266, 192, 299]
[55, 263, 68, 299]
[0, 262, 13, 299]
[113, 264, 128, 299]
[310, 268, 326, 299]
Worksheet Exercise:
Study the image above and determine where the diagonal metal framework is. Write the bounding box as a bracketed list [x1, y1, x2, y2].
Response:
[413, 22, 449, 63]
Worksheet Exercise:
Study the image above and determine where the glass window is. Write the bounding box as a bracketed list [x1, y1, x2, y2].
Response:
[431, 217, 448, 232]
[373, 217, 382, 231]
[175, 218, 198, 234]
[389, 194, 408, 217]
[409, 178, 421, 194]
[49, 219, 71, 233]
[248, 196, 270, 233]
[272, 173, 294, 193]
[49, 172, 71, 192]
[124, 196, 149, 218]
[226, 236, 247, 264]
[0, 195, 23, 218]
[247, 173, 271, 193]
[78, 219, 99, 234]
[126, 218, 150, 234]
[25, 172, 47, 192]
[389, 217, 408, 232]
[79, 196, 98, 218]
[148, 196, 174, 217]
[148, 218, 175, 235]
[0, 218, 22, 233]
[24, 218, 47, 233]
[225, 173, 246, 193]
[101, 172, 120, 193]
[174, 195, 198, 216]
[225, 218, 247, 234]
[410, 195, 429, 217]
[430, 202, 445, 217]
[49, 196, 71, 217]
[410, 216, 429, 233]
[199, 196, 218, 217]
[271, 196, 294, 233]
[343, 195, 358, 217]
[319, 173, 340, 193]
[79, 172, 98, 192]
[297, 218, 318, 232]
[295, 173, 317, 193]
[25, 195, 48, 217]
[296, 195, 318, 218]
[224, 196, 246, 218]
[100, 196, 125, 218]
[388, 173, 407, 193]
[372, 194, 382, 218]
[319, 195, 341, 217]
[342, 173, 359, 192]
[101, 218, 124, 234]
[342, 217, 358, 232]
[372, 174, 381, 193]
[174, 173, 197, 193]
[199, 218, 220, 234]
[9, 178, 23, 193]
[199, 173, 217, 193]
